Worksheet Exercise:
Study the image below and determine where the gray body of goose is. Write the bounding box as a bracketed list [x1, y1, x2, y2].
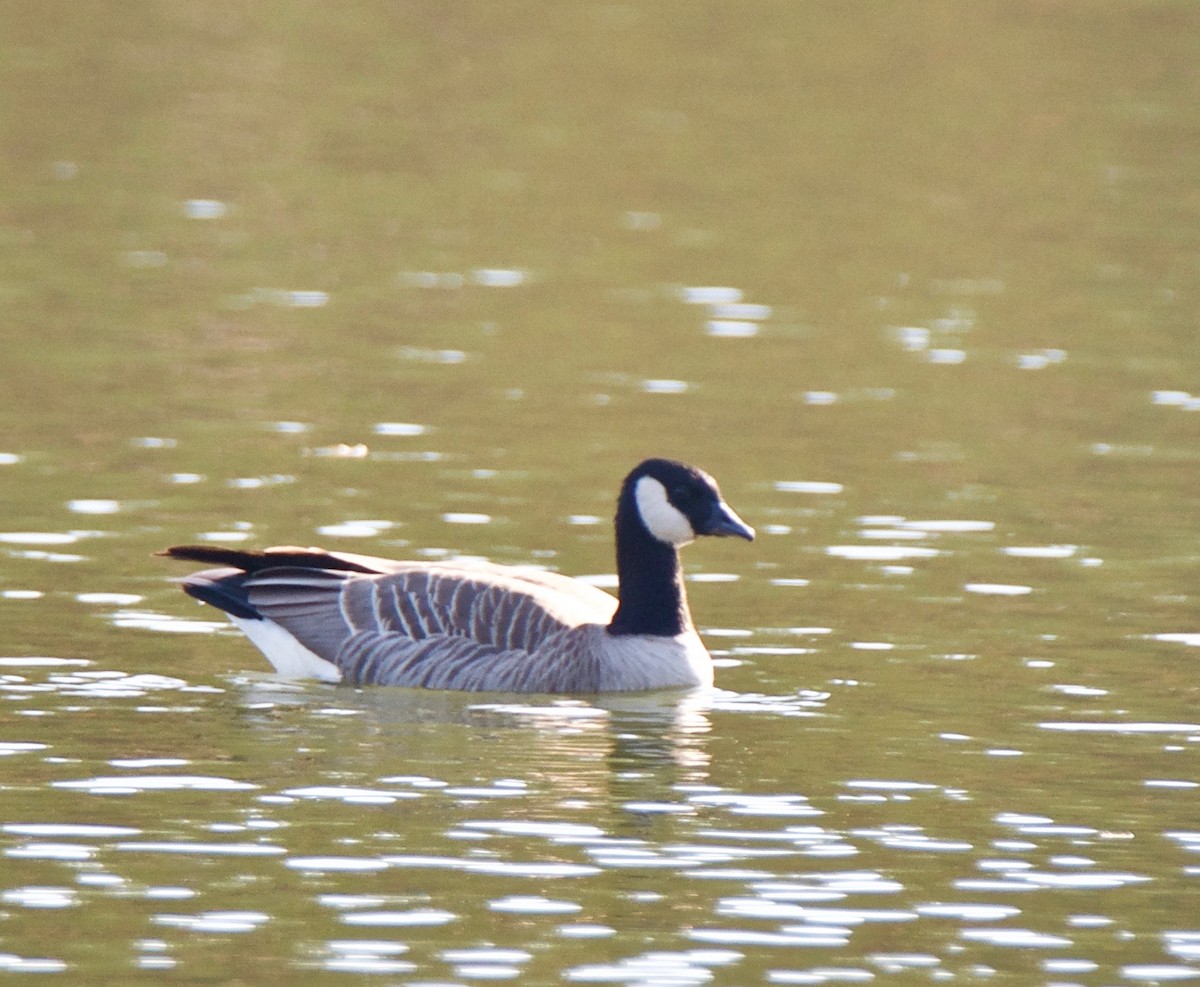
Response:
[160, 458, 754, 693]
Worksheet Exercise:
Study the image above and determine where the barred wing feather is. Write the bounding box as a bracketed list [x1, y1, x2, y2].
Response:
[244, 561, 618, 688]
[337, 630, 605, 691]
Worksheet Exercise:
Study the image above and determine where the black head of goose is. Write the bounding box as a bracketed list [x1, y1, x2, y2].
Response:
[159, 458, 754, 693]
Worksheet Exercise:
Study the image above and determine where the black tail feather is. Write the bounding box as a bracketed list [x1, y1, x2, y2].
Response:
[158, 544, 376, 574]
[177, 567, 261, 621]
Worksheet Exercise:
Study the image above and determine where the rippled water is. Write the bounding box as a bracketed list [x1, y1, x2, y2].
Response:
[4, 2, 1200, 983]
[3, 648, 1199, 982]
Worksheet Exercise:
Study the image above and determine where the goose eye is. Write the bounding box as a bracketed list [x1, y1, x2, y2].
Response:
[671, 485, 693, 504]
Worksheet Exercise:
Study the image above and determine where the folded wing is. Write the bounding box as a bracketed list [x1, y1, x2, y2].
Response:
[242, 560, 617, 688]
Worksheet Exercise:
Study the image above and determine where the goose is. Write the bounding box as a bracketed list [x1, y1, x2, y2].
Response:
[159, 458, 754, 692]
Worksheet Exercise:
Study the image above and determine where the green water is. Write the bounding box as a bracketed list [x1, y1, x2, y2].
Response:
[2, 2, 1199, 983]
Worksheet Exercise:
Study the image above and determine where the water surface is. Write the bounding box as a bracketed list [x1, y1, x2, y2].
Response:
[2, 2, 1200, 983]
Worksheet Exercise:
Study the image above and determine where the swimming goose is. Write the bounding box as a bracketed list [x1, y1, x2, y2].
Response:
[159, 458, 754, 692]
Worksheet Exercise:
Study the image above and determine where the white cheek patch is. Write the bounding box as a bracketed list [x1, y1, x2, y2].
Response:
[635, 476, 696, 546]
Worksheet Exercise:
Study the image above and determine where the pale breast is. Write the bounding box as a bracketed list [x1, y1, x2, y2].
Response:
[583, 626, 713, 692]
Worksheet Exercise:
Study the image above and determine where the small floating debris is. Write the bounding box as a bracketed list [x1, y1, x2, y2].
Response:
[1121, 964, 1200, 983]
[67, 499, 121, 515]
[926, 348, 967, 365]
[1016, 348, 1067, 370]
[1003, 545, 1077, 559]
[198, 530, 250, 542]
[181, 198, 227, 220]
[398, 271, 465, 289]
[1152, 390, 1200, 410]
[892, 326, 930, 351]
[151, 910, 272, 932]
[3, 823, 135, 838]
[558, 923, 617, 939]
[315, 521, 393, 538]
[18, 550, 88, 563]
[227, 474, 297, 488]
[1039, 721, 1200, 734]
[917, 903, 1020, 921]
[488, 896, 581, 915]
[287, 856, 390, 872]
[706, 320, 758, 338]
[642, 379, 689, 394]
[0, 532, 78, 545]
[775, 480, 844, 494]
[621, 210, 662, 231]
[472, 268, 528, 287]
[54, 775, 257, 794]
[860, 527, 927, 541]
[373, 422, 427, 437]
[899, 520, 994, 533]
[930, 277, 1005, 295]
[308, 444, 368, 459]
[1091, 442, 1155, 457]
[827, 546, 939, 562]
[242, 288, 329, 308]
[1164, 932, 1200, 961]
[442, 513, 491, 525]
[283, 786, 415, 806]
[1051, 684, 1109, 697]
[711, 302, 772, 320]
[679, 286, 743, 305]
[109, 610, 230, 633]
[281, 290, 328, 308]
[342, 909, 457, 928]
[964, 583, 1033, 596]
[397, 346, 468, 364]
[77, 593, 143, 606]
[932, 310, 975, 333]
[0, 742, 49, 755]
[0, 956, 68, 975]
[122, 250, 168, 269]
[960, 928, 1072, 949]
[1153, 633, 1200, 647]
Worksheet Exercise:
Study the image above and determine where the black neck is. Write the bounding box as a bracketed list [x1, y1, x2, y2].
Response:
[607, 502, 692, 637]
